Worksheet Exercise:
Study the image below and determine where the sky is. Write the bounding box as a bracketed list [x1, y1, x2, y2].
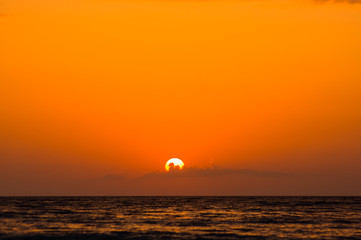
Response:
[0, 0, 361, 195]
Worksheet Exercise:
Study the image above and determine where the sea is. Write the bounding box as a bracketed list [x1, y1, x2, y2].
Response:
[0, 197, 360, 239]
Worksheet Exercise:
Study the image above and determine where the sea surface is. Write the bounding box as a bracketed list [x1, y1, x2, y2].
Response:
[0, 197, 360, 239]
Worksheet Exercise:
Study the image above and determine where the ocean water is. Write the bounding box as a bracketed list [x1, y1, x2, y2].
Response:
[0, 197, 360, 239]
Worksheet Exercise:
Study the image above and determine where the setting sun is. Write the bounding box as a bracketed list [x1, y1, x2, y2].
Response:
[165, 158, 184, 171]
[1, 0, 361, 238]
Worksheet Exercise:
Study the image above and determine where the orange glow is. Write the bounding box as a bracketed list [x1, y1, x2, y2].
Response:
[165, 158, 185, 171]
[0, 0, 361, 195]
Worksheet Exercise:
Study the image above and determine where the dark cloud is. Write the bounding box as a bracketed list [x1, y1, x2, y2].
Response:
[142, 165, 289, 179]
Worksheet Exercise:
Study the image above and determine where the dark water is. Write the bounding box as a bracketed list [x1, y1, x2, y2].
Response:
[0, 197, 361, 239]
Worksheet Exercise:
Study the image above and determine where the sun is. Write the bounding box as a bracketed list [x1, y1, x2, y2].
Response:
[165, 158, 184, 171]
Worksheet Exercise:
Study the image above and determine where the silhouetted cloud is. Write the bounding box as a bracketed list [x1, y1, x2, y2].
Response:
[142, 165, 289, 179]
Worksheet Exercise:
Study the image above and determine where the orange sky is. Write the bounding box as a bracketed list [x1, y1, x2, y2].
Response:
[1, 0, 361, 195]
